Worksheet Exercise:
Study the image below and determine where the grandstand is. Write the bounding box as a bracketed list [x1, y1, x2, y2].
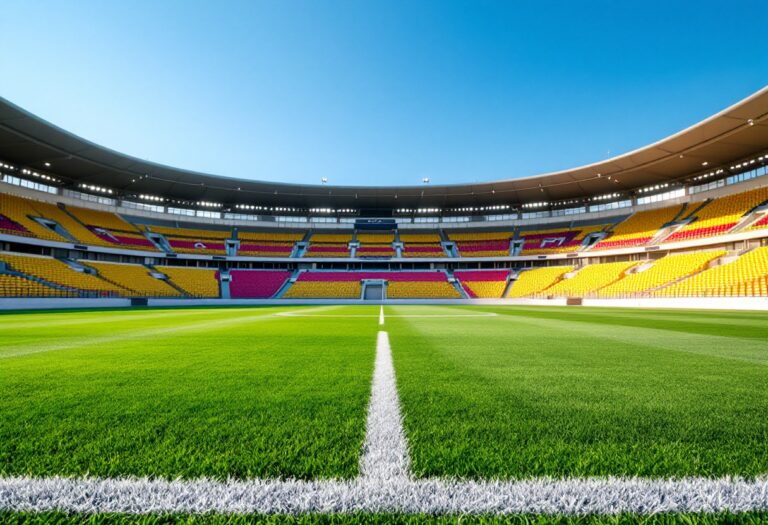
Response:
[664, 186, 768, 243]
[657, 246, 768, 297]
[506, 266, 574, 297]
[229, 270, 291, 298]
[454, 270, 509, 298]
[356, 231, 396, 257]
[304, 232, 351, 257]
[399, 232, 445, 257]
[518, 224, 606, 255]
[82, 260, 182, 297]
[448, 231, 513, 257]
[237, 230, 302, 257]
[0, 89, 767, 305]
[544, 261, 639, 298]
[0, 252, 127, 296]
[597, 250, 726, 297]
[593, 205, 684, 250]
[157, 266, 220, 298]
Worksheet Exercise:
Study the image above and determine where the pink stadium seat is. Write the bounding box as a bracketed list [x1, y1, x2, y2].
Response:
[229, 270, 291, 298]
[298, 271, 449, 281]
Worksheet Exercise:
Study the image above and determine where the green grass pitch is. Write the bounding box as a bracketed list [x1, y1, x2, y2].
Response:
[1, 304, 766, 523]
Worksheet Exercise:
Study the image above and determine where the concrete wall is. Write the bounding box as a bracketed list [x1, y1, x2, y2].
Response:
[0, 298, 132, 310]
[2, 296, 766, 311]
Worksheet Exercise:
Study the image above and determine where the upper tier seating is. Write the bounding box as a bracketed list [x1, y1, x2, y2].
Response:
[0, 193, 68, 241]
[65, 205, 157, 250]
[399, 232, 444, 258]
[82, 261, 182, 297]
[454, 270, 510, 298]
[357, 232, 395, 243]
[748, 213, 768, 230]
[237, 230, 302, 257]
[304, 232, 352, 258]
[593, 205, 684, 250]
[150, 225, 232, 239]
[229, 270, 291, 298]
[597, 250, 725, 297]
[0, 273, 70, 297]
[157, 266, 220, 298]
[664, 186, 768, 243]
[506, 266, 574, 297]
[448, 231, 513, 257]
[356, 231, 396, 257]
[657, 246, 768, 297]
[545, 261, 638, 297]
[0, 253, 126, 296]
[519, 225, 606, 255]
[148, 225, 229, 255]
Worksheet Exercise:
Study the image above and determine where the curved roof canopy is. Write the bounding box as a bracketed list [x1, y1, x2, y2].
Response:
[0, 87, 767, 214]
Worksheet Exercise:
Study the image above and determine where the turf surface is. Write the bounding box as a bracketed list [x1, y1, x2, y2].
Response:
[2, 511, 767, 524]
[0, 306, 379, 479]
[387, 305, 768, 479]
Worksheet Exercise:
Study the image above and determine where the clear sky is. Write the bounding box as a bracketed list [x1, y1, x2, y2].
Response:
[1, 1, 766, 187]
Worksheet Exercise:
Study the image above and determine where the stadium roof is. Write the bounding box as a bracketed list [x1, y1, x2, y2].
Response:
[0, 87, 767, 214]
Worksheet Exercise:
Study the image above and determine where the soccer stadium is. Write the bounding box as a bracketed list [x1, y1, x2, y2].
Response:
[1, 3, 767, 524]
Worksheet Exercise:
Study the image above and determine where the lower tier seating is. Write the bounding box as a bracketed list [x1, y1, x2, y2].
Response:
[284, 281, 361, 298]
[229, 270, 291, 298]
[0, 273, 70, 297]
[545, 261, 638, 297]
[656, 246, 768, 297]
[507, 266, 574, 297]
[597, 250, 726, 297]
[387, 281, 460, 298]
[283, 271, 457, 299]
[0, 253, 126, 296]
[159, 266, 221, 298]
[454, 270, 509, 298]
[83, 261, 182, 297]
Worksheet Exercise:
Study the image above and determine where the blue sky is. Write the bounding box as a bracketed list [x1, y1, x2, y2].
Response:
[1, 1, 766, 186]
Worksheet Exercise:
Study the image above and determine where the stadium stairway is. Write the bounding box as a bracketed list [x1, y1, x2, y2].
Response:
[0, 264, 76, 295]
[33, 210, 79, 242]
[273, 269, 300, 298]
[148, 264, 190, 296]
[445, 270, 470, 299]
[728, 200, 768, 233]
[650, 200, 714, 244]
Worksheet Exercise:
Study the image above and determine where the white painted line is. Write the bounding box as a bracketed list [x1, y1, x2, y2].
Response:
[379, 306, 385, 326]
[360, 331, 409, 482]
[1, 476, 766, 514]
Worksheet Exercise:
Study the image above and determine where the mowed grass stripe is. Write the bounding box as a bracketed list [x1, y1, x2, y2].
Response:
[0, 306, 380, 479]
[387, 305, 768, 479]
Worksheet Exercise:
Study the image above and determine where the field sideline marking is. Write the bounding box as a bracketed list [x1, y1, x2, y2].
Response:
[379, 305, 385, 326]
[274, 313, 498, 318]
[1, 320, 767, 515]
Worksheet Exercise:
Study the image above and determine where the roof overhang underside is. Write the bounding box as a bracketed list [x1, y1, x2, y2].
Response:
[0, 87, 767, 212]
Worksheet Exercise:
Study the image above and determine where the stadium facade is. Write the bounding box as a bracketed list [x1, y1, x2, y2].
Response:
[1, 87, 767, 309]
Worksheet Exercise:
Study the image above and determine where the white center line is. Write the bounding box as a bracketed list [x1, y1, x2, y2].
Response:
[379, 305, 385, 326]
[359, 331, 409, 482]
